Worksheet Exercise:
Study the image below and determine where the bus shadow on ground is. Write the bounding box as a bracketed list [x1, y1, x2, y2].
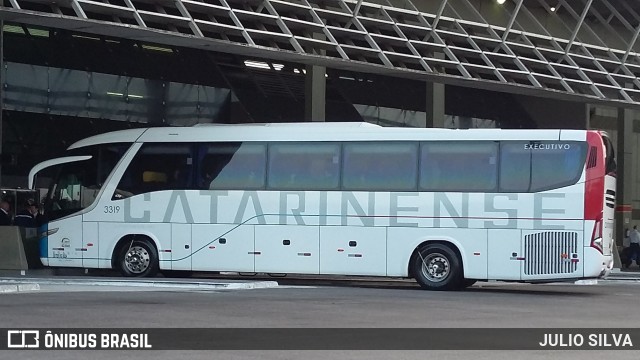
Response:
[460, 280, 605, 297]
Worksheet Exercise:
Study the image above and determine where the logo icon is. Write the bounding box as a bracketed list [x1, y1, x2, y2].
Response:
[7, 330, 39, 348]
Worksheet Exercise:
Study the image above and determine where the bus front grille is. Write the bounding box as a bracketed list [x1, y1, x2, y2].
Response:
[524, 232, 579, 276]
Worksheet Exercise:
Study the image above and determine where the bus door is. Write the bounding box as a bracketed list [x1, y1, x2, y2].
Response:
[82, 220, 99, 268]
[45, 216, 84, 267]
[171, 223, 192, 270]
[31, 156, 95, 268]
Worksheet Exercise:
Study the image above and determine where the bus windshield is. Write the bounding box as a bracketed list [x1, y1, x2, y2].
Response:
[42, 143, 130, 221]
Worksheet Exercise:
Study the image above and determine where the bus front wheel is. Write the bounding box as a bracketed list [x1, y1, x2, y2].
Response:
[412, 243, 463, 291]
[117, 238, 159, 277]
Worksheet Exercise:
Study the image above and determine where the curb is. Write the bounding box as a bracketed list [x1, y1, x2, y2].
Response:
[0, 283, 40, 293]
[0, 278, 278, 291]
[604, 277, 640, 281]
[574, 279, 598, 285]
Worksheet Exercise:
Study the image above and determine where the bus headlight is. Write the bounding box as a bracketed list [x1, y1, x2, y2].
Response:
[39, 228, 59, 239]
[590, 214, 603, 254]
[591, 237, 603, 253]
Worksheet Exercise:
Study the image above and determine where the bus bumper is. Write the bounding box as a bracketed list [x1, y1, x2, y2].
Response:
[38, 223, 49, 267]
[583, 247, 613, 278]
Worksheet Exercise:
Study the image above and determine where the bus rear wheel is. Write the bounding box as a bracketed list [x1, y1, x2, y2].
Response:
[117, 238, 159, 277]
[412, 243, 463, 291]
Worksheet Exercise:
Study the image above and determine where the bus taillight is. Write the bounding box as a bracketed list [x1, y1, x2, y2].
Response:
[590, 213, 604, 254]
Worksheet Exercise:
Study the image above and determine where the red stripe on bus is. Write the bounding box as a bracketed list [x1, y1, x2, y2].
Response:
[584, 131, 605, 221]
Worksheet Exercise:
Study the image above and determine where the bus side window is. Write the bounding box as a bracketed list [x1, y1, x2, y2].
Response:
[499, 142, 531, 192]
[343, 142, 417, 191]
[268, 143, 340, 190]
[200, 143, 266, 190]
[529, 141, 586, 192]
[420, 142, 497, 192]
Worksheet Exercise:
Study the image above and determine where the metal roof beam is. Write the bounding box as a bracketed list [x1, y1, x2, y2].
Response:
[431, 0, 447, 30]
[502, 0, 523, 42]
[564, 0, 593, 54]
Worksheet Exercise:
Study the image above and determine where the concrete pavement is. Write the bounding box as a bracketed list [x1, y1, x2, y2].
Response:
[0, 269, 279, 293]
[2, 266, 640, 294]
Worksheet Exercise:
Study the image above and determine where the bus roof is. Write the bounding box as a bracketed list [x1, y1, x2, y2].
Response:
[68, 122, 589, 149]
[192, 122, 383, 128]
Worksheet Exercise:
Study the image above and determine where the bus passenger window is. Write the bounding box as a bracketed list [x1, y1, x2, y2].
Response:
[268, 143, 340, 190]
[199, 143, 266, 190]
[499, 141, 587, 193]
[420, 142, 497, 192]
[499, 142, 531, 192]
[343, 142, 417, 191]
[529, 141, 586, 192]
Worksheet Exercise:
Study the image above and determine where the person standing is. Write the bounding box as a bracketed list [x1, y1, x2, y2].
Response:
[13, 199, 38, 228]
[628, 225, 640, 268]
[624, 228, 631, 248]
[0, 201, 11, 225]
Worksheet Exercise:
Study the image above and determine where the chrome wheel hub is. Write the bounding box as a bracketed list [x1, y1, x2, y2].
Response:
[124, 246, 150, 274]
[421, 253, 450, 283]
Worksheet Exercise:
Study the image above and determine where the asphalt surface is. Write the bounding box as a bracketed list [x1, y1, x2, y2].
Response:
[1, 274, 640, 359]
[0, 280, 634, 328]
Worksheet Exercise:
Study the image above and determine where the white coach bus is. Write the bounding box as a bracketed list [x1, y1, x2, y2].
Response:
[29, 123, 616, 290]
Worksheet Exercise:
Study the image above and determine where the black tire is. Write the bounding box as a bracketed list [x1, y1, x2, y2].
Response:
[117, 238, 159, 277]
[412, 243, 463, 291]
